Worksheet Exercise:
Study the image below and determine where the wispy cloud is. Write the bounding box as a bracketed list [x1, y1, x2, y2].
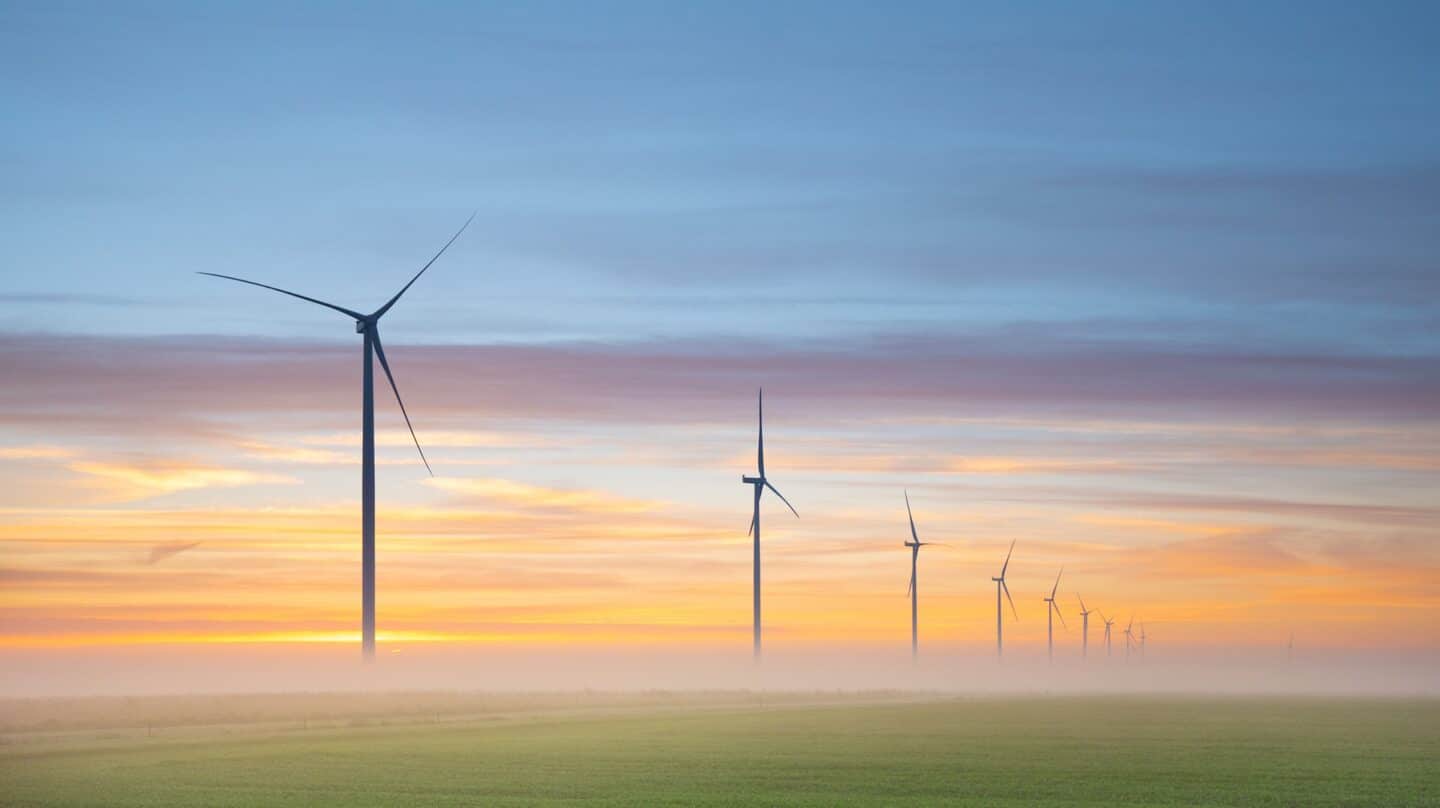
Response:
[426, 477, 659, 515]
[69, 460, 296, 501]
[146, 541, 201, 565]
[0, 445, 75, 460]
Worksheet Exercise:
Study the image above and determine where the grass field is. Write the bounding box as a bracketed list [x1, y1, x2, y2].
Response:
[2, 694, 1436, 806]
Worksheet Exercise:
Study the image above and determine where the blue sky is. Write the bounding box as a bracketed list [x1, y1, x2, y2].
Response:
[4, 1, 1436, 351]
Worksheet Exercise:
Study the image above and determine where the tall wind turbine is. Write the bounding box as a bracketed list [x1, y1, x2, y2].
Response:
[1124, 616, 1136, 662]
[991, 540, 1017, 659]
[1042, 567, 1066, 663]
[200, 215, 472, 661]
[903, 491, 943, 660]
[741, 389, 798, 661]
[1077, 594, 1093, 660]
[1100, 612, 1115, 658]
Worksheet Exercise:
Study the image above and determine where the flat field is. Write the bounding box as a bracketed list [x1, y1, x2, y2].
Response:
[2, 694, 1435, 806]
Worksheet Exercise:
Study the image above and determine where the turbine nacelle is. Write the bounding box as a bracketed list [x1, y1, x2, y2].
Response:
[742, 475, 764, 485]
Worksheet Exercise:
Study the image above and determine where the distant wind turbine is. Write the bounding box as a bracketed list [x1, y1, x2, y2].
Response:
[991, 540, 1018, 659]
[903, 491, 944, 660]
[199, 214, 473, 661]
[1287, 631, 1294, 664]
[1124, 616, 1136, 662]
[1043, 567, 1066, 663]
[1077, 594, 1093, 660]
[741, 389, 798, 661]
[1100, 611, 1115, 658]
[1139, 622, 1147, 659]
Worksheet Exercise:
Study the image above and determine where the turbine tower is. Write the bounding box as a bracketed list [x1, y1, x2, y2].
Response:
[1077, 594, 1093, 659]
[903, 491, 943, 660]
[741, 389, 798, 661]
[200, 215, 472, 661]
[991, 540, 1017, 659]
[1042, 567, 1066, 663]
[1100, 611, 1115, 658]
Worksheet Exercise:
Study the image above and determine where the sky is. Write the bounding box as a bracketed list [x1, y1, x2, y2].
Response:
[1, 1, 1438, 689]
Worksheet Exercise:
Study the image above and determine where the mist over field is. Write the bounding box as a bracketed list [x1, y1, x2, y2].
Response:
[3, 645, 1435, 700]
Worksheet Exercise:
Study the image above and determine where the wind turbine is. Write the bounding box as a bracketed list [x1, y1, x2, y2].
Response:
[741, 389, 798, 661]
[1042, 567, 1066, 663]
[903, 491, 943, 660]
[991, 540, 1017, 659]
[1139, 622, 1147, 659]
[1287, 631, 1294, 664]
[199, 215, 472, 661]
[1124, 616, 1136, 662]
[1100, 611, 1115, 658]
[1077, 594, 1093, 660]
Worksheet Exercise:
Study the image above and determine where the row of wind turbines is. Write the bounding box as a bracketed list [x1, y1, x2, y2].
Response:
[204, 216, 1151, 663]
[744, 390, 1147, 664]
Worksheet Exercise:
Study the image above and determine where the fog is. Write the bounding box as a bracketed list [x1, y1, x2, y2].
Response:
[2, 644, 1435, 700]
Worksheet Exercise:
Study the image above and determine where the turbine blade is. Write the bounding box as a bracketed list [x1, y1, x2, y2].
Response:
[197, 273, 363, 319]
[905, 490, 919, 544]
[370, 329, 431, 475]
[373, 212, 476, 318]
[907, 567, 915, 598]
[1000, 538, 1016, 577]
[1077, 593, 1088, 613]
[1050, 566, 1063, 599]
[1002, 579, 1018, 621]
[1053, 601, 1068, 629]
[764, 480, 799, 518]
[756, 388, 765, 478]
[747, 486, 760, 536]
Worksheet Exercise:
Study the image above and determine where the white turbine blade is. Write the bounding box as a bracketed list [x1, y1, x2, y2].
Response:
[1002, 579, 1018, 621]
[197, 272, 363, 319]
[905, 490, 919, 544]
[1000, 539, 1015, 577]
[370, 329, 431, 475]
[373, 212, 476, 318]
[764, 481, 799, 518]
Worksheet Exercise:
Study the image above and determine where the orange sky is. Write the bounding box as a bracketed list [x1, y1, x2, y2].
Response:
[3, 342, 1437, 657]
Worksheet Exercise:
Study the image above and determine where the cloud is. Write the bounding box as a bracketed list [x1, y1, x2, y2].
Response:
[68, 460, 296, 501]
[0, 445, 75, 460]
[426, 477, 659, 515]
[2, 332, 1436, 438]
[146, 541, 201, 565]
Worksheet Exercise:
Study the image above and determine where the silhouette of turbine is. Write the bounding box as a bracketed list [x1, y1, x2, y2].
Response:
[991, 540, 1018, 660]
[1100, 611, 1116, 658]
[1077, 594, 1093, 660]
[903, 491, 944, 660]
[199, 214, 472, 661]
[1042, 567, 1066, 663]
[741, 389, 798, 661]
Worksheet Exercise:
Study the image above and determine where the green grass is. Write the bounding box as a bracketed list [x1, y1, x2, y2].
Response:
[2, 696, 1436, 806]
